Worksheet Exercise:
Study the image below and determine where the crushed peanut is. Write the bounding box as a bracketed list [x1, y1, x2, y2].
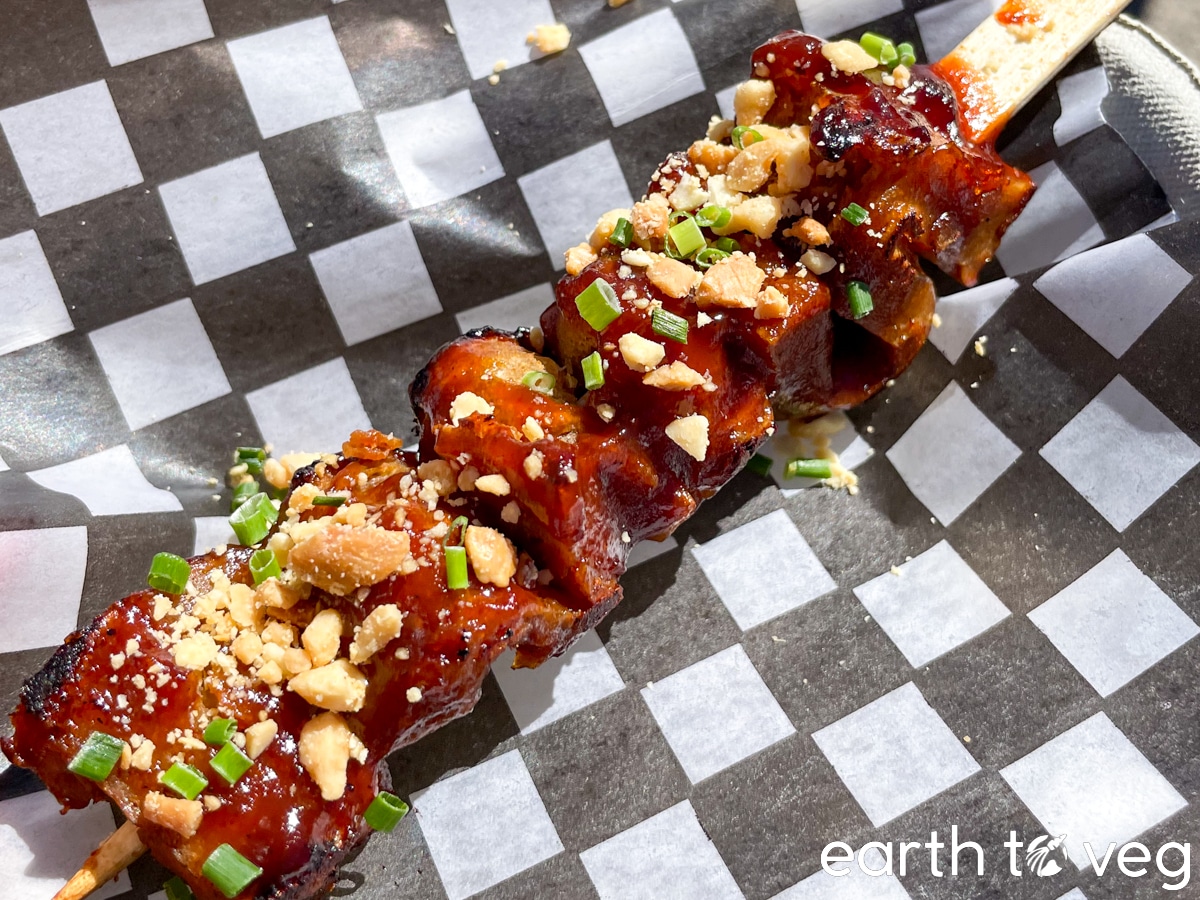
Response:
[695, 254, 765, 308]
[646, 255, 701, 298]
[289, 525, 410, 596]
[526, 22, 571, 54]
[565, 242, 598, 276]
[734, 78, 776, 126]
[464, 525, 517, 587]
[618, 332, 666, 373]
[298, 712, 352, 801]
[141, 791, 203, 838]
[448, 392, 494, 426]
[822, 40, 879, 74]
[474, 474, 511, 496]
[244, 720, 278, 760]
[643, 361, 706, 391]
[288, 659, 369, 713]
[755, 285, 790, 319]
[665, 414, 710, 462]
[302, 609, 344, 667]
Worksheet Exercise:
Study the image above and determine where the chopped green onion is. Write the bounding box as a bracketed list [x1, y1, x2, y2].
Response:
[847, 281, 874, 319]
[897, 42, 917, 68]
[785, 458, 833, 480]
[668, 216, 706, 258]
[235, 446, 265, 476]
[574, 278, 622, 332]
[841, 203, 870, 226]
[202, 844, 263, 900]
[364, 791, 410, 832]
[746, 454, 774, 477]
[445, 545, 468, 590]
[311, 495, 347, 507]
[731, 126, 763, 150]
[230, 479, 259, 512]
[160, 762, 208, 800]
[521, 370, 557, 395]
[148, 552, 191, 594]
[581, 351, 605, 391]
[228, 492, 276, 547]
[693, 205, 732, 229]
[608, 217, 633, 248]
[880, 42, 899, 67]
[203, 718, 238, 745]
[163, 876, 195, 900]
[249, 548, 281, 585]
[651, 308, 689, 344]
[714, 236, 740, 253]
[67, 732, 124, 782]
[694, 248, 730, 269]
[211, 741, 253, 785]
[859, 32, 896, 64]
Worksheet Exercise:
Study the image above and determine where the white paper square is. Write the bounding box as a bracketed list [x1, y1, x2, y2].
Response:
[445, 0, 558, 80]
[1001, 713, 1186, 870]
[1055, 67, 1110, 146]
[796, 0, 906, 39]
[854, 541, 1010, 669]
[1029, 549, 1199, 697]
[0, 452, 8, 473]
[414, 749, 563, 900]
[27, 445, 182, 516]
[0, 81, 143, 216]
[519, 140, 634, 265]
[580, 801, 744, 900]
[493, 630, 625, 734]
[996, 162, 1102, 277]
[929, 277, 1019, 363]
[228, 16, 363, 139]
[1040, 376, 1200, 532]
[1057, 892, 1089, 900]
[579, 8, 705, 128]
[1033, 234, 1192, 359]
[641, 644, 796, 783]
[915, 0, 1000, 60]
[813, 682, 981, 827]
[886, 381, 1021, 526]
[377, 90, 504, 210]
[159, 153, 296, 286]
[310, 220, 442, 346]
[692, 508, 836, 631]
[0, 230, 73, 356]
[0, 791, 131, 900]
[774, 847, 913, 900]
[455, 282, 554, 335]
[194, 516, 237, 556]
[0, 527, 88, 654]
[89, 298, 231, 430]
[245, 357, 372, 454]
[86, 0, 214, 67]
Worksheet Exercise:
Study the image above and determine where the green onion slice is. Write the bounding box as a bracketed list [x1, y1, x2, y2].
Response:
[311, 495, 347, 507]
[668, 216, 706, 258]
[651, 308, 689, 344]
[847, 281, 874, 319]
[746, 454, 774, 477]
[364, 791, 410, 832]
[521, 371, 557, 395]
[581, 351, 605, 391]
[694, 248, 730, 269]
[163, 876, 195, 900]
[147, 552, 191, 595]
[731, 126, 764, 150]
[235, 447, 265, 476]
[859, 32, 895, 63]
[714, 236, 740, 253]
[785, 458, 834, 480]
[608, 217, 633, 248]
[693, 205, 732, 229]
[203, 718, 238, 745]
[202, 844, 263, 900]
[249, 548, 281, 585]
[445, 515, 469, 548]
[228, 492, 277, 547]
[160, 762, 208, 800]
[841, 203, 870, 226]
[230, 479, 259, 512]
[444, 545, 468, 590]
[67, 732, 124, 782]
[574, 278, 622, 332]
[897, 41, 917, 68]
[211, 741, 254, 785]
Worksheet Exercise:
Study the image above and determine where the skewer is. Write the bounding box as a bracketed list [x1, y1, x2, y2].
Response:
[51, 821, 145, 900]
[933, 0, 1132, 143]
[40, 2, 1132, 898]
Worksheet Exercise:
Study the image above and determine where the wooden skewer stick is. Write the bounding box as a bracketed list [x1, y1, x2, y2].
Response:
[43, 4, 1135, 900]
[51, 821, 146, 900]
[932, 0, 1133, 144]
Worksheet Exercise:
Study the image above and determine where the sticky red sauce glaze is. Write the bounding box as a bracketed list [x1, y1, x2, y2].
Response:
[996, 0, 1045, 26]
[5, 441, 578, 900]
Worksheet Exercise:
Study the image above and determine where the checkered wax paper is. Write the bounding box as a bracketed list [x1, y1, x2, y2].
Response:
[2, 1, 1199, 899]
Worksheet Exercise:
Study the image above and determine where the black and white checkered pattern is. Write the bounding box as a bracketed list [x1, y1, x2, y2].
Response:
[1, 1, 1197, 898]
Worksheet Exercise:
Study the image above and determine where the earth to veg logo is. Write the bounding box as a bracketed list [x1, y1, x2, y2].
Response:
[1025, 834, 1068, 876]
